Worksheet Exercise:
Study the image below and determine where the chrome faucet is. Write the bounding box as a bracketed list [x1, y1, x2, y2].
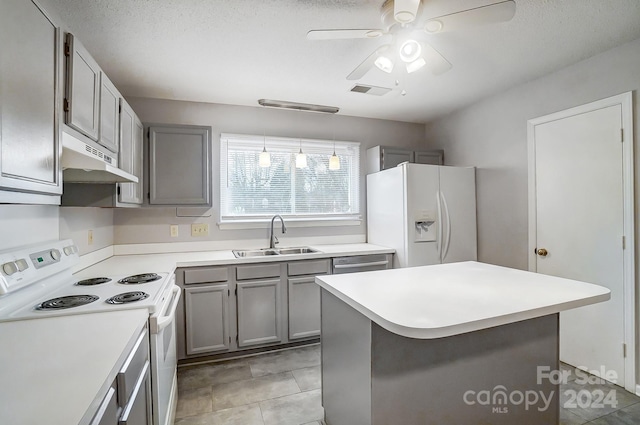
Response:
[269, 215, 287, 249]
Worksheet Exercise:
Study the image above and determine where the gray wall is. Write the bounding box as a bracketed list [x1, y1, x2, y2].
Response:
[424, 36, 640, 271]
[114, 98, 426, 246]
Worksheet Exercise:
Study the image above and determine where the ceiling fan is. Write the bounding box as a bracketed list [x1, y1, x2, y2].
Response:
[307, 0, 516, 80]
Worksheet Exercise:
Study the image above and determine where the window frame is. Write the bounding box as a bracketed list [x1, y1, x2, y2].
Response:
[219, 133, 361, 228]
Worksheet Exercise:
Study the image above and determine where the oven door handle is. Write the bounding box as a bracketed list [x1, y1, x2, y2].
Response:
[151, 285, 181, 334]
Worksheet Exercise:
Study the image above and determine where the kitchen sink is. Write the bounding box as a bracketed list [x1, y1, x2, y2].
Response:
[232, 246, 319, 258]
[276, 247, 318, 255]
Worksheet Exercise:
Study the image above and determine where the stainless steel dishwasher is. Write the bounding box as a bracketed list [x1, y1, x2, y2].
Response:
[331, 253, 393, 274]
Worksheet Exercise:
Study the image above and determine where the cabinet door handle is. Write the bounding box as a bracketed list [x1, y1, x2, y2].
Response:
[119, 361, 150, 425]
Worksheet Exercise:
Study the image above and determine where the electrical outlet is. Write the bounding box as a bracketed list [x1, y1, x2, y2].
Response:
[170, 225, 179, 238]
[88, 230, 93, 245]
[191, 223, 209, 237]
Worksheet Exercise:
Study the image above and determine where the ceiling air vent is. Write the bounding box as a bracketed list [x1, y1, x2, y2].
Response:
[350, 84, 392, 96]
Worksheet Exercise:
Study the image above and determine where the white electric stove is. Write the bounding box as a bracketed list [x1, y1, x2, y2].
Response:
[0, 239, 180, 425]
[0, 239, 172, 321]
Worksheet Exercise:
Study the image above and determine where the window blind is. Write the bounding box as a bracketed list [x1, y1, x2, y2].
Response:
[220, 133, 360, 222]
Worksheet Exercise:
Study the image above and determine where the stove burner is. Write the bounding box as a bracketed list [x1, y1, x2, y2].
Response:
[106, 291, 150, 304]
[76, 277, 112, 286]
[118, 273, 161, 285]
[36, 295, 99, 310]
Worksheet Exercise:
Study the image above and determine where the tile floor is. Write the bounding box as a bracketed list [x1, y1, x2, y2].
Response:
[175, 344, 323, 425]
[174, 344, 640, 425]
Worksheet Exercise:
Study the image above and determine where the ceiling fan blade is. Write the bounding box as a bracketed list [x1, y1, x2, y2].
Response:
[307, 29, 385, 40]
[424, 0, 516, 33]
[394, 0, 421, 24]
[347, 45, 390, 80]
[420, 42, 452, 75]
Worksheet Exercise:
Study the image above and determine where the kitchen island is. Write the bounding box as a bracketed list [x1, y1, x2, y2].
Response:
[315, 261, 610, 425]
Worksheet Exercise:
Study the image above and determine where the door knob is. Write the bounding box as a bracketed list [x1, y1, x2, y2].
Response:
[535, 248, 548, 257]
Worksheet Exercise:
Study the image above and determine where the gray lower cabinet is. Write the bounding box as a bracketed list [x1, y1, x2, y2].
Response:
[185, 284, 230, 355]
[148, 125, 212, 206]
[90, 325, 151, 425]
[91, 385, 118, 425]
[288, 276, 322, 340]
[287, 259, 330, 341]
[0, 0, 62, 201]
[237, 278, 282, 347]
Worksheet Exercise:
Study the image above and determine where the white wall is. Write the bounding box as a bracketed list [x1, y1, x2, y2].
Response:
[114, 98, 427, 247]
[0, 206, 59, 250]
[424, 36, 640, 271]
[59, 207, 114, 255]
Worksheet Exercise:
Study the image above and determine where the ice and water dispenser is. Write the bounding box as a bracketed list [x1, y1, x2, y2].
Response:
[414, 210, 437, 242]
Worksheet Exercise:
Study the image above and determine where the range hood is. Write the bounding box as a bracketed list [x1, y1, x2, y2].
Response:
[62, 131, 138, 183]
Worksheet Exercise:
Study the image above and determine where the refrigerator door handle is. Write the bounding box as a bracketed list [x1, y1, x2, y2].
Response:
[436, 190, 443, 262]
[441, 191, 452, 262]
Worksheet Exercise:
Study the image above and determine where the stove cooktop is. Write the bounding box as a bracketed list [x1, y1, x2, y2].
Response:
[0, 240, 175, 323]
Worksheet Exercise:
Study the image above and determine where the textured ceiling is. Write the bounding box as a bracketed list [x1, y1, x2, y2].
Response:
[46, 0, 640, 123]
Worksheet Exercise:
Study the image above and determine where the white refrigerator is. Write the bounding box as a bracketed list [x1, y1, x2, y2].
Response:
[367, 163, 477, 268]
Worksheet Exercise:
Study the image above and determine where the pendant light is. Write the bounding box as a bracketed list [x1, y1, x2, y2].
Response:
[296, 138, 307, 169]
[329, 117, 340, 171]
[258, 116, 270, 167]
[259, 144, 271, 167]
[329, 142, 340, 171]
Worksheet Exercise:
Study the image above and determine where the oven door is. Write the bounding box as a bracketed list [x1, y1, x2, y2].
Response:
[149, 278, 180, 425]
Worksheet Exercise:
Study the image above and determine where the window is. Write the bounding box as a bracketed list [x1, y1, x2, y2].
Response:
[220, 133, 360, 224]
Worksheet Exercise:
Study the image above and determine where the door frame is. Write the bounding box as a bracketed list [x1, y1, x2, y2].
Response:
[527, 92, 635, 393]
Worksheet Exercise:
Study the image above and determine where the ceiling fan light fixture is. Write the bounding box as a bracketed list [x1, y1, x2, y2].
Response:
[399, 39, 421, 63]
[394, 10, 415, 23]
[406, 57, 426, 73]
[374, 55, 394, 73]
[425, 19, 444, 33]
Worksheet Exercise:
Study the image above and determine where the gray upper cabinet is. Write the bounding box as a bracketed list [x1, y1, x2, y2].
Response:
[98, 72, 120, 153]
[415, 150, 444, 166]
[366, 145, 444, 174]
[118, 100, 143, 205]
[148, 125, 212, 206]
[65, 33, 100, 141]
[0, 0, 62, 201]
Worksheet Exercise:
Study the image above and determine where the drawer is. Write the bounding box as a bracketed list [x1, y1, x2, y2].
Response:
[184, 267, 228, 285]
[288, 259, 330, 276]
[236, 263, 281, 280]
[117, 326, 149, 407]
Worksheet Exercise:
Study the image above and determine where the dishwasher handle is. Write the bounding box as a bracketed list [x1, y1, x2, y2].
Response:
[333, 260, 389, 270]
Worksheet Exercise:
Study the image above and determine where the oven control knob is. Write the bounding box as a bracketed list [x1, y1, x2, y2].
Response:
[2, 262, 18, 276]
[50, 249, 61, 261]
[63, 245, 77, 256]
[15, 259, 29, 271]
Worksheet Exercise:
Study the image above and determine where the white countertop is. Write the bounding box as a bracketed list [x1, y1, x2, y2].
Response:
[75, 243, 394, 277]
[0, 309, 148, 425]
[315, 261, 610, 339]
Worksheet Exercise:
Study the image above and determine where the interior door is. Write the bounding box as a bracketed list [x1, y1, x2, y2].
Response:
[531, 103, 626, 386]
